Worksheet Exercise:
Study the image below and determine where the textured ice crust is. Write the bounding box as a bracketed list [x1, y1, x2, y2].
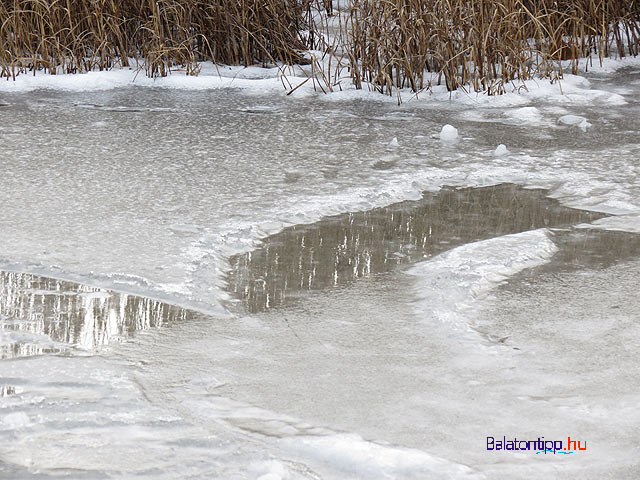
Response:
[179, 392, 484, 480]
[407, 229, 558, 330]
[0, 354, 482, 480]
[280, 434, 483, 479]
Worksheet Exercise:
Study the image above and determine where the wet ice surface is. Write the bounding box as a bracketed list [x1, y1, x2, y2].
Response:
[3, 230, 638, 479]
[228, 184, 603, 313]
[469, 230, 640, 479]
[0, 69, 640, 312]
[0, 274, 485, 479]
[1, 67, 640, 478]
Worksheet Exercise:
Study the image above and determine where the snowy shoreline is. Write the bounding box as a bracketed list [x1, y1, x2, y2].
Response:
[2, 55, 640, 104]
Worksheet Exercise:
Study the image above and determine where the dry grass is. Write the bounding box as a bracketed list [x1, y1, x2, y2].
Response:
[1, 0, 639, 95]
[0, 0, 313, 78]
[344, 0, 640, 95]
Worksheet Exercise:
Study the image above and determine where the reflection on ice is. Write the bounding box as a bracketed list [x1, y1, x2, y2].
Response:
[228, 184, 605, 313]
[0, 271, 188, 359]
[74, 103, 174, 113]
[0, 385, 17, 397]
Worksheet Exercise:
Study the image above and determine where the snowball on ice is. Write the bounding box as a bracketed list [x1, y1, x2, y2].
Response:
[558, 114, 592, 131]
[439, 124, 459, 142]
[494, 144, 510, 156]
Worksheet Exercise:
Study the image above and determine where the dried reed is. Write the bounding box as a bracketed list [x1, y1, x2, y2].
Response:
[0, 0, 313, 78]
[1, 0, 639, 96]
[343, 0, 640, 95]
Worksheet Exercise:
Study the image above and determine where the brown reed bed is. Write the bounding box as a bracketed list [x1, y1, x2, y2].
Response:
[344, 0, 640, 95]
[0, 0, 314, 78]
[1, 0, 639, 96]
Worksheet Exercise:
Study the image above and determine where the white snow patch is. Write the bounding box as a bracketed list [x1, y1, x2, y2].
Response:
[250, 460, 292, 480]
[0, 329, 59, 347]
[280, 433, 483, 479]
[505, 106, 544, 125]
[558, 114, 592, 131]
[575, 54, 640, 74]
[0, 63, 303, 94]
[2, 412, 31, 429]
[407, 229, 558, 330]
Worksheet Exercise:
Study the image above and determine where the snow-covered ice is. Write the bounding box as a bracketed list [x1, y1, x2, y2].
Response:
[558, 114, 592, 131]
[1, 60, 640, 478]
[407, 229, 558, 331]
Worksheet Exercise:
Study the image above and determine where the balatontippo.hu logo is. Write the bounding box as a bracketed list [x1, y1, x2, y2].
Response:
[487, 436, 587, 455]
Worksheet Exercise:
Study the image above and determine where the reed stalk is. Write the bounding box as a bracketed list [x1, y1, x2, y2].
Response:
[1, 0, 638, 96]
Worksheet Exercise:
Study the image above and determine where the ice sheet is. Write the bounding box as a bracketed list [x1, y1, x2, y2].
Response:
[407, 229, 558, 332]
[1, 56, 640, 480]
[1, 66, 640, 314]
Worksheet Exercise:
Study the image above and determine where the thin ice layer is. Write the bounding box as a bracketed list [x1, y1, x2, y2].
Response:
[407, 229, 558, 331]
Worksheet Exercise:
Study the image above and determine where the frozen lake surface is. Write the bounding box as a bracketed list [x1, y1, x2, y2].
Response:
[1, 66, 640, 478]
